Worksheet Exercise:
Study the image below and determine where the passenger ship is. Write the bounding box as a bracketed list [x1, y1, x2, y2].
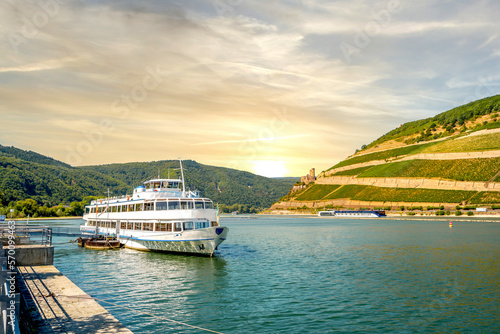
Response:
[318, 210, 386, 217]
[80, 162, 228, 256]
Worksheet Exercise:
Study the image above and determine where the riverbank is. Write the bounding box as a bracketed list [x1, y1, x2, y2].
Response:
[259, 211, 500, 221]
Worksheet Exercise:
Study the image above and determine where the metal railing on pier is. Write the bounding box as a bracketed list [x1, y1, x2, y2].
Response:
[0, 224, 52, 247]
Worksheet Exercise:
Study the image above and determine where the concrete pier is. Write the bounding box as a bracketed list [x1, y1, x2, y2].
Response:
[18, 265, 133, 334]
[11, 245, 54, 266]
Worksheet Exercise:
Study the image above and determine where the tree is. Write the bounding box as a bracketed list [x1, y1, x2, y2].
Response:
[15, 199, 39, 217]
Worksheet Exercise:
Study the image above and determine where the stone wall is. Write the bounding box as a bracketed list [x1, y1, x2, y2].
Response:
[316, 175, 500, 191]
[270, 199, 462, 211]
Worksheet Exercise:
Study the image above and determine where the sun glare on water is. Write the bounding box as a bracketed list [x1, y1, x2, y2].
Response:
[252, 160, 288, 178]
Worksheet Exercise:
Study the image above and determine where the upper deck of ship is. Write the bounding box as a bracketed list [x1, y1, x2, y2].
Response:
[89, 178, 202, 206]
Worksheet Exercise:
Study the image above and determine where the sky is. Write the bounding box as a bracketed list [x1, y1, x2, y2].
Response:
[1, 0, 499, 177]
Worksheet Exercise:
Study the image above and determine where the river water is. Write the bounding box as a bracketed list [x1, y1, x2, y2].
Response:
[40, 216, 499, 333]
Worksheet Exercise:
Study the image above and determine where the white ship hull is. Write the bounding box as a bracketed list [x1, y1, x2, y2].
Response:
[82, 224, 228, 256]
[122, 227, 228, 255]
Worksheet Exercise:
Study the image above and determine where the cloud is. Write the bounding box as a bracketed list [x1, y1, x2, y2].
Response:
[192, 134, 312, 146]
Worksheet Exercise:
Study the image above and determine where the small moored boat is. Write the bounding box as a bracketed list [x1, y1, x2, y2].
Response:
[77, 236, 124, 250]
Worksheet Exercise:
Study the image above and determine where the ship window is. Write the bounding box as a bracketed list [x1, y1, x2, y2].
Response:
[121, 222, 126, 229]
[180, 201, 188, 210]
[122, 205, 128, 212]
[156, 223, 173, 231]
[136, 203, 142, 211]
[154, 182, 160, 189]
[205, 201, 214, 209]
[183, 222, 193, 230]
[174, 222, 182, 232]
[134, 222, 142, 230]
[195, 201, 204, 209]
[156, 201, 167, 210]
[126, 222, 133, 230]
[195, 221, 208, 229]
[188, 201, 194, 209]
[143, 223, 154, 231]
[85, 208, 90, 214]
[145, 202, 154, 211]
[168, 201, 180, 210]
[110, 221, 116, 228]
[117, 206, 121, 213]
[111, 206, 117, 213]
[129, 204, 135, 212]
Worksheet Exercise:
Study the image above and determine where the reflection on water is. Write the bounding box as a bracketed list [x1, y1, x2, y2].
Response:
[40, 217, 500, 333]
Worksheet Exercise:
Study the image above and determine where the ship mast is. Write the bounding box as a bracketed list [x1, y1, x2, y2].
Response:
[179, 158, 186, 196]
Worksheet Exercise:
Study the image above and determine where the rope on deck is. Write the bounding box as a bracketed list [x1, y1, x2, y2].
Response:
[60, 294, 225, 334]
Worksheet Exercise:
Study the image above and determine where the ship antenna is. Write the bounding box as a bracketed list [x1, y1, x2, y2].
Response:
[179, 158, 186, 195]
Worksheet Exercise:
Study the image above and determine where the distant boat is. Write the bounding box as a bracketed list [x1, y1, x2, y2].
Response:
[318, 210, 386, 217]
[80, 160, 228, 256]
[318, 210, 335, 217]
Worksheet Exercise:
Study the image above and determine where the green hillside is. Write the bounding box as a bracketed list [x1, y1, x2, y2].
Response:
[0, 146, 297, 213]
[329, 96, 500, 171]
[274, 95, 500, 210]
[0, 154, 129, 206]
[0, 145, 71, 168]
[356, 158, 500, 181]
[367, 94, 500, 148]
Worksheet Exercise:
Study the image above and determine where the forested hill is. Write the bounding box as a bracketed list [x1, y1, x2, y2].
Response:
[0, 146, 297, 212]
[80, 160, 297, 210]
[0, 145, 71, 169]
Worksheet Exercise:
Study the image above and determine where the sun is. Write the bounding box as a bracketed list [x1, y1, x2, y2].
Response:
[252, 160, 288, 178]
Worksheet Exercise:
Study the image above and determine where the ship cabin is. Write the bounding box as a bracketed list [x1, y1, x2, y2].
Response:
[84, 177, 212, 215]
[143, 179, 182, 191]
